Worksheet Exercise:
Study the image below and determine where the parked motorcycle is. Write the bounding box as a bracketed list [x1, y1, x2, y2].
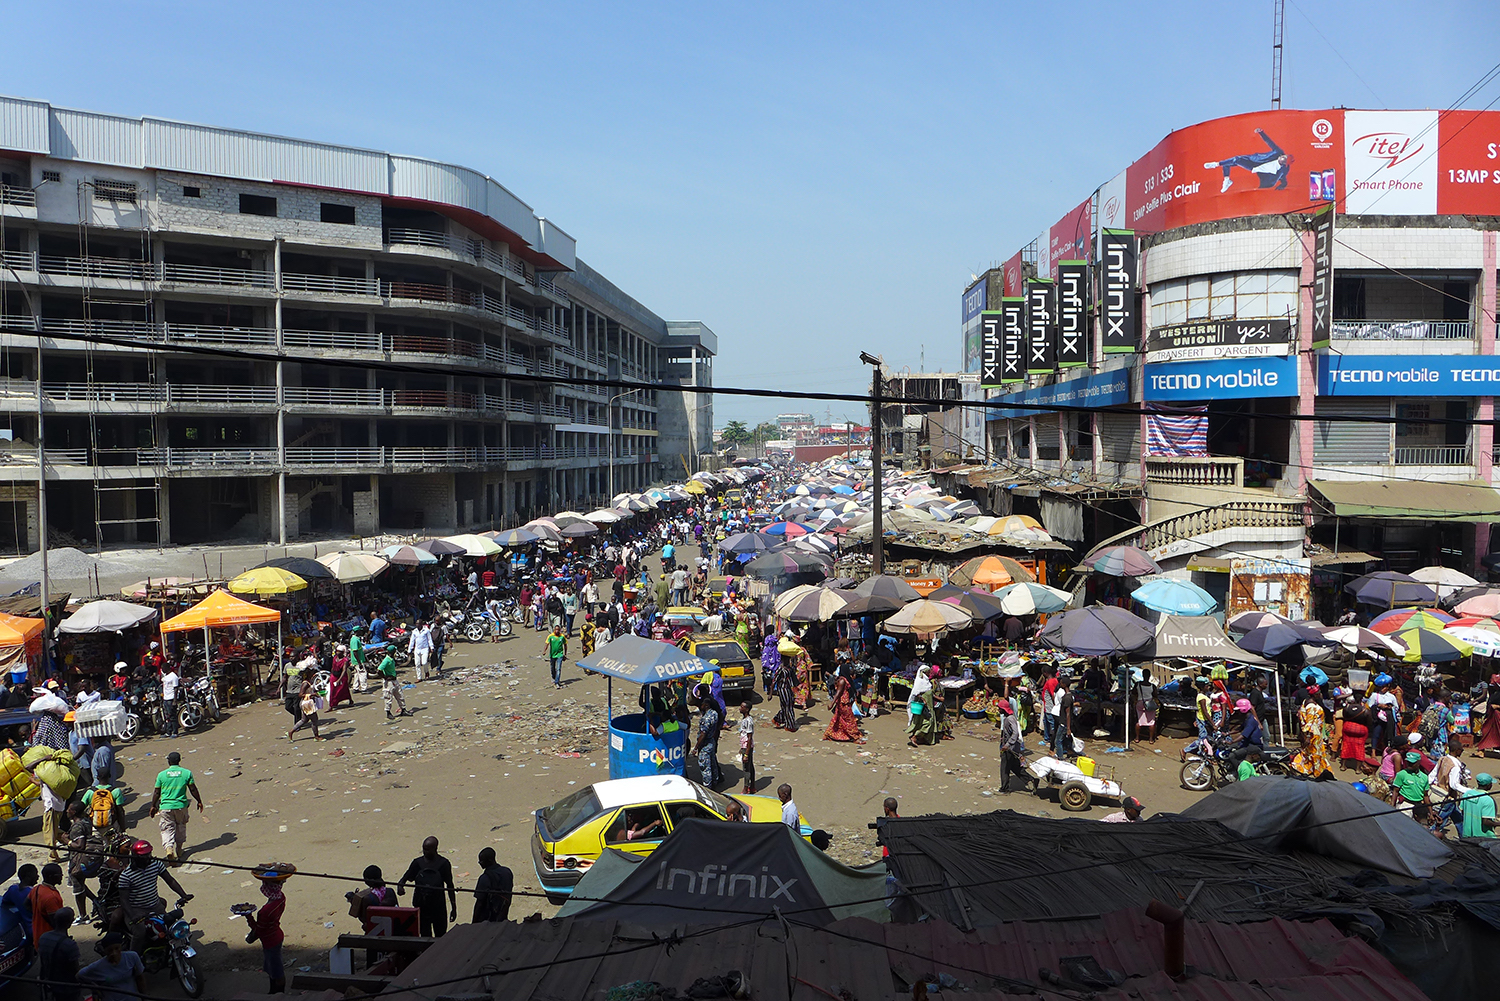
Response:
[135, 900, 204, 998]
[1180, 741, 1299, 791]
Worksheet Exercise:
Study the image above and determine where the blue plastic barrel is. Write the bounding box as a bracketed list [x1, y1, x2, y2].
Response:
[608, 712, 688, 780]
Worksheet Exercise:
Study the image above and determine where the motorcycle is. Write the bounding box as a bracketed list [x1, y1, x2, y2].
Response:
[135, 901, 204, 998]
[1179, 741, 1299, 791]
[462, 606, 513, 641]
[191, 675, 222, 724]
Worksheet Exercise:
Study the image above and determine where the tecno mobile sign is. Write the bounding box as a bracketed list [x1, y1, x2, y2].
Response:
[1143, 356, 1299, 402]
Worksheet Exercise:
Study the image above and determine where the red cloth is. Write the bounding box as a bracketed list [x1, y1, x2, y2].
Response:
[30, 884, 61, 945]
[822, 677, 862, 742]
[249, 894, 285, 949]
[1339, 719, 1370, 764]
[1476, 710, 1500, 752]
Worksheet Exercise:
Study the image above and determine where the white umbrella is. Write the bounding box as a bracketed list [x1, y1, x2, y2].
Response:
[1411, 566, 1480, 600]
[1318, 625, 1407, 657]
[880, 599, 974, 635]
[584, 509, 623, 523]
[444, 533, 503, 557]
[317, 551, 390, 583]
[57, 600, 158, 634]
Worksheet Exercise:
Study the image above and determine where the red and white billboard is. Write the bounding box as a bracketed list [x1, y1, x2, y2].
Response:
[1437, 108, 1500, 215]
[1125, 110, 1342, 232]
[1002, 250, 1025, 297]
[1046, 198, 1092, 272]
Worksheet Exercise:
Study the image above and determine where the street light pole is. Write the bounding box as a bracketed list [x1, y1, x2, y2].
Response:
[607, 388, 642, 501]
[860, 353, 884, 574]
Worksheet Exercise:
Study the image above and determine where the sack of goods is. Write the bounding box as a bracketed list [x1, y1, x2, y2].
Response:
[73, 700, 128, 739]
[22, 746, 81, 800]
[0, 749, 40, 817]
[777, 635, 803, 656]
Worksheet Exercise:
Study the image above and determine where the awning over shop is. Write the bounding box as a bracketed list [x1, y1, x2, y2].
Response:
[1310, 549, 1379, 567]
[1309, 479, 1500, 523]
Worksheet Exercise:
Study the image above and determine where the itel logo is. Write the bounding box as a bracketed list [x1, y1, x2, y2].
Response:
[1354, 131, 1425, 168]
[1102, 196, 1121, 223]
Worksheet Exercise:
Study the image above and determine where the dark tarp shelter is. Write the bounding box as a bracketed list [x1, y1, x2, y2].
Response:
[1143, 614, 1271, 665]
[555, 818, 890, 925]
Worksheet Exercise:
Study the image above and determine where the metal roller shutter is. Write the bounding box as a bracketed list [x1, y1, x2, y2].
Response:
[1098, 412, 1140, 466]
[1314, 398, 1390, 465]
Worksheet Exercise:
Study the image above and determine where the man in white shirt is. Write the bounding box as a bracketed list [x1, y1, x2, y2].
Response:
[409, 622, 434, 682]
[581, 580, 598, 618]
[1101, 797, 1144, 823]
[670, 567, 689, 607]
[1429, 746, 1470, 836]
[159, 667, 181, 738]
[778, 783, 799, 829]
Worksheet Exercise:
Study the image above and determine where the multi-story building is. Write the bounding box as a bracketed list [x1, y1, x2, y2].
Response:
[0, 96, 713, 550]
[960, 108, 1500, 580]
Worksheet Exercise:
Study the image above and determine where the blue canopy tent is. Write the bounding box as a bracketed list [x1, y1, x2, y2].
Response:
[577, 636, 721, 780]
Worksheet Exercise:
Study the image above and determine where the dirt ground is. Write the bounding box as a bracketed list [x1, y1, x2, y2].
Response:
[2, 541, 1214, 997]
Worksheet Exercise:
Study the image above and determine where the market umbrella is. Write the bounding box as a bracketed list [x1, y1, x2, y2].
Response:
[551, 512, 590, 528]
[1080, 545, 1161, 578]
[255, 556, 335, 580]
[986, 514, 1046, 536]
[584, 509, 623, 524]
[317, 551, 389, 583]
[1038, 605, 1154, 656]
[1226, 610, 1292, 635]
[992, 582, 1072, 616]
[777, 587, 857, 622]
[771, 584, 822, 618]
[718, 532, 778, 554]
[527, 524, 564, 543]
[879, 599, 974, 635]
[1395, 627, 1473, 663]
[743, 550, 831, 578]
[489, 528, 540, 548]
[1454, 592, 1500, 618]
[443, 534, 503, 556]
[381, 545, 438, 567]
[57, 600, 157, 635]
[1236, 621, 1337, 658]
[682, 480, 707, 495]
[1369, 608, 1452, 635]
[928, 585, 1007, 621]
[950, 555, 1035, 588]
[852, 575, 922, 602]
[1344, 571, 1436, 609]
[1410, 566, 1480, 600]
[841, 593, 906, 616]
[119, 577, 199, 599]
[1447, 616, 1500, 632]
[1146, 615, 1271, 665]
[524, 517, 561, 530]
[227, 566, 308, 596]
[161, 590, 281, 632]
[415, 538, 467, 557]
[1318, 625, 1408, 657]
[762, 521, 817, 537]
[1444, 625, 1500, 658]
[1129, 578, 1218, 616]
[560, 521, 600, 538]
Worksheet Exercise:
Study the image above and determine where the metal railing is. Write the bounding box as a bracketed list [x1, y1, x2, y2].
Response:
[137, 447, 280, 469]
[283, 387, 384, 408]
[1393, 445, 1472, 465]
[1145, 456, 1245, 487]
[383, 228, 450, 250]
[41, 382, 164, 404]
[285, 447, 384, 467]
[161, 262, 274, 289]
[387, 332, 482, 358]
[0, 185, 36, 208]
[283, 328, 383, 352]
[1331, 319, 1472, 340]
[282, 272, 378, 297]
[165, 323, 275, 345]
[168, 385, 278, 405]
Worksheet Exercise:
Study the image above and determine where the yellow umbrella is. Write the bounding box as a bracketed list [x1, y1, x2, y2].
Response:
[227, 566, 308, 596]
[683, 480, 707, 495]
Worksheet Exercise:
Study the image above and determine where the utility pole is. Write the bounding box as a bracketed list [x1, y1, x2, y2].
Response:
[861, 352, 884, 574]
[1271, 0, 1285, 109]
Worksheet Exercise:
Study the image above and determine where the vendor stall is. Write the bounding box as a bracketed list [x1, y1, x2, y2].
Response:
[0, 613, 45, 689]
[160, 589, 282, 699]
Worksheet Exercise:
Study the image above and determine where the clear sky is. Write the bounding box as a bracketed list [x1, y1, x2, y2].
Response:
[7, 1, 1498, 426]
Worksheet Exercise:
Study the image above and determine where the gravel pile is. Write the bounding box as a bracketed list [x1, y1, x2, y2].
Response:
[0, 546, 129, 585]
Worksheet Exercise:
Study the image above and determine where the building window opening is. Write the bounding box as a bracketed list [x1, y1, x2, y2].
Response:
[239, 193, 277, 217]
[320, 203, 356, 225]
[182, 185, 201, 198]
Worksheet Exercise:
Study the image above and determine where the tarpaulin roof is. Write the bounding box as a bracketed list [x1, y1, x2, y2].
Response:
[375, 910, 1430, 1001]
[1177, 776, 1452, 879]
[555, 818, 890, 925]
[159, 589, 281, 632]
[1311, 479, 1500, 522]
[1144, 614, 1271, 665]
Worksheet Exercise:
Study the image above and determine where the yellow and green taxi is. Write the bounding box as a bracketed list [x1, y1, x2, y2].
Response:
[532, 775, 810, 900]
[677, 632, 756, 695]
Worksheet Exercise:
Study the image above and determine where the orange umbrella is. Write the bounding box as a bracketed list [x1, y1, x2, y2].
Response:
[161, 590, 281, 632]
[951, 555, 1036, 588]
[0, 613, 44, 653]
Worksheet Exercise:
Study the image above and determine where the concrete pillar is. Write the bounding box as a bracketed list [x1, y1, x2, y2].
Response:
[1294, 228, 1317, 497]
[1476, 231, 1497, 568]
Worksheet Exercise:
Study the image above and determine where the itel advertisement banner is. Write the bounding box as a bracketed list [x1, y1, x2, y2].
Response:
[1310, 202, 1335, 349]
[1344, 109, 1438, 215]
[1000, 297, 1025, 384]
[979, 310, 1003, 388]
[1145, 318, 1293, 363]
[1055, 262, 1088, 368]
[1025, 280, 1056, 374]
[1002, 251, 1025, 298]
[1126, 110, 1341, 233]
[1437, 109, 1500, 214]
[1047, 199, 1092, 273]
[1100, 230, 1137, 355]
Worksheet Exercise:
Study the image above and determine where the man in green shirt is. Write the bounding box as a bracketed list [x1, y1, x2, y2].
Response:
[546, 626, 567, 688]
[349, 627, 368, 693]
[1460, 773, 1497, 838]
[378, 652, 408, 720]
[149, 752, 203, 863]
[1236, 747, 1261, 782]
[1389, 751, 1431, 820]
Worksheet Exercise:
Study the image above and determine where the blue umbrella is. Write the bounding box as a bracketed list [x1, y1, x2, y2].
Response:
[1237, 622, 1337, 659]
[1130, 578, 1218, 616]
[831, 484, 856, 495]
[718, 532, 778, 554]
[576, 636, 717, 685]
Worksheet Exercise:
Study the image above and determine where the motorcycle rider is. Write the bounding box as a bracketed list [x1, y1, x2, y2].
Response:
[112, 842, 191, 954]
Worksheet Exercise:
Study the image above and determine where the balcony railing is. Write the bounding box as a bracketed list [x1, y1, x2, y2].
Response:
[1145, 456, 1245, 488]
[1393, 445, 1472, 465]
[1331, 319, 1472, 340]
[137, 447, 281, 469]
[283, 328, 382, 352]
[384, 229, 559, 298]
[0, 185, 36, 208]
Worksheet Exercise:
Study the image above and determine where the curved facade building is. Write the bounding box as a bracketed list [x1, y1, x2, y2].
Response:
[0, 97, 714, 547]
[964, 108, 1500, 592]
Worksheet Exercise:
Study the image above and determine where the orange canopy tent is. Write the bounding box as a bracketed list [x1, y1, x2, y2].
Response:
[160, 590, 281, 633]
[0, 612, 45, 654]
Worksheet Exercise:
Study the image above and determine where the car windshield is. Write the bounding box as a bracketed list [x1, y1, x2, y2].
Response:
[542, 787, 602, 838]
[693, 783, 738, 817]
[694, 642, 749, 665]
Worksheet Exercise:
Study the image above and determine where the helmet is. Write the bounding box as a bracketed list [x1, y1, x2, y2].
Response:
[1234, 698, 1253, 713]
[131, 840, 153, 858]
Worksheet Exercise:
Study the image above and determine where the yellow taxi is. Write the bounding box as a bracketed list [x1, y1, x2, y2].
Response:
[532, 775, 809, 901]
[677, 632, 756, 695]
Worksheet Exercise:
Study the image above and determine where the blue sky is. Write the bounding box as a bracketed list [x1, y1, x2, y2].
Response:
[7, 1, 1498, 425]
